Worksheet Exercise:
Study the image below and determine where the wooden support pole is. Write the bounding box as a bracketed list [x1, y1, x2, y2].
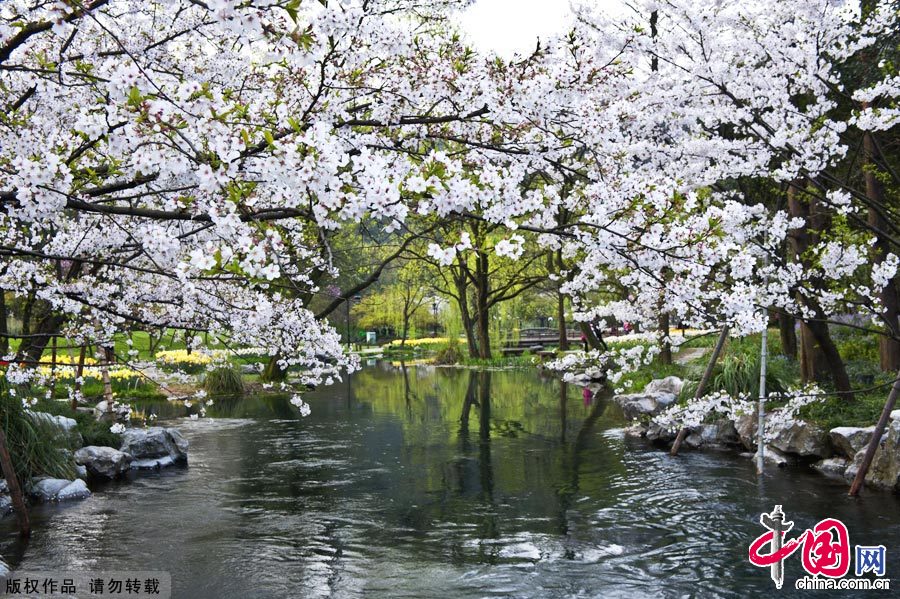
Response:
[670, 326, 730, 456]
[0, 427, 29, 537]
[849, 368, 900, 496]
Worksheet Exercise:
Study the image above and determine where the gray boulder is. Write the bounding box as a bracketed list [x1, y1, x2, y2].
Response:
[769, 420, 832, 458]
[756, 445, 795, 468]
[862, 420, 900, 491]
[26, 411, 77, 433]
[646, 422, 677, 445]
[28, 478, 91, 502]
[644, 376, 684, 396]
[813, 457, 851, 480]
[829, 427, 875, 459]
[733, 413, 758, 451]
[683, 420, 741, 450]
[75, 446, 132, 479]
[94, 400, 132, 422]
[624, 423, 648, 439]
[613, 392, 676, 420]
[120, 427, 188, 469]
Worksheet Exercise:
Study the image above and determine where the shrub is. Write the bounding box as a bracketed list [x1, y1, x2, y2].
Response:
[203, 365, 245, 395]
[433, 344, 463, 365]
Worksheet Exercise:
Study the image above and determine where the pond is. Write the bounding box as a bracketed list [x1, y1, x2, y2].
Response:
[2, 364, 899, 598]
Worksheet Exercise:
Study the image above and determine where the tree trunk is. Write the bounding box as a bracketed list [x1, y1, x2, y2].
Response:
[73, 345, 86, 410]
[580, 322, 605, 351]
[863, 131, 900, 371]
[400, 311, 409, 347]
[779, 313, 798, 359]
[658, 310, 672, 365]
[557, 292, 569, 350]
[473, 250, 491, 360]
[453, 258, 479, 359]
[16, 304, 65, 365]
[787, 181, 852, 398]
[799, 321, 829, 384]
[261, 355, 287, 382]
[806, 319, 854, 401]
[0, 291, 8, 356]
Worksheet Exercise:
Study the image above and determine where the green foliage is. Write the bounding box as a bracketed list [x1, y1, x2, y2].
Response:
[835, 329, 879, 363]
[204, 365, 245, 395]
[801, 383, 891, 430]
[679, 335, 796, 400]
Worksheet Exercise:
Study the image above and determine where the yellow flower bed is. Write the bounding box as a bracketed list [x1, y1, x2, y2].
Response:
[36, 364, 144, 381]
[154, 349, 215, 365]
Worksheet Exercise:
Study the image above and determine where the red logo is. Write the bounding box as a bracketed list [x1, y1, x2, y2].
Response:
[749, 505, 851, 588]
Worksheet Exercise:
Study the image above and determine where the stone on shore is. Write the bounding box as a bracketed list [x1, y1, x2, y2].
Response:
[75, 446, 133, 479]
[612, 377, 684, 421]
[25, 411, 77, 433]
[813, 457, 851, 479]
[755, 445, 795, 468]
[28, 477, 91, 502]
[862, 420, 900, 491]
[733, 413, 758, 451]
[768, 420, 832, 459]
[645, 422, 677, 445]
[643, 376, 684, 396]
[613, 392, 676, 420]
[829, 427, 875, 459]
[120, 427, 188, 469]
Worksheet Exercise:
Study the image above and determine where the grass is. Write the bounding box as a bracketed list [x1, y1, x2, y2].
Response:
[1, 382, 77, 481]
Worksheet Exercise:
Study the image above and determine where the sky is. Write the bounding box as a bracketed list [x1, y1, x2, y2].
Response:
[458, 0, 628, 57]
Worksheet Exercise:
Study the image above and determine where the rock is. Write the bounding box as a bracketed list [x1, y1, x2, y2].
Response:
[644, 376, 684, 396]
[624, 423, 648, 439]
[75, 446, 133, 479]
[613, 392, 676, 420]
[685, 425, 715, 449]
[681, 420, 740, 450]
[25, 410, 77, 433]
[75, 464, 88, 480]
[769, 420, 832, 458]
[733, 413, 758, 451]
[813, 457, 851, 479]
[891, 410, 900, 421]
[829, 427, 875, 459]
[864, 420, 900, 491]
[120, 427, 188, 469]
[94, 401, 131, 422]
[646, 422, 677, 445]
[756, 445, 795, 468]
[28, 477, 91, 502]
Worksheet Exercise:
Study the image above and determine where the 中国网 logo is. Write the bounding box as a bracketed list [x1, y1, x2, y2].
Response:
[748, 505, 890, 591]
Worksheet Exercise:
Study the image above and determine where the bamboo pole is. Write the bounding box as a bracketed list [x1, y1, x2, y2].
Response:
[670, 326, 730, 456]
[757, 326, 768, 474]
[849, 368, 900, 496]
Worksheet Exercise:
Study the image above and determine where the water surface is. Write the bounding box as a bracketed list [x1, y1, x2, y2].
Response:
[2, 364, 898, 598]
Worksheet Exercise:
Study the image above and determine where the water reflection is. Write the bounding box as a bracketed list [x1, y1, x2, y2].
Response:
[2, 364, 898, 599]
